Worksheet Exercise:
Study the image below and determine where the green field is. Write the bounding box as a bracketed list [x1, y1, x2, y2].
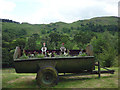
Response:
[2, 67, 118, 88]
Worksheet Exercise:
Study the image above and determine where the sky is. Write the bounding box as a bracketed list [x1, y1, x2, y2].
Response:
[0, 0, 119, 24]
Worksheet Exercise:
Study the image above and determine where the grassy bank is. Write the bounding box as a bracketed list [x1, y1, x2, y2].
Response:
[2, 67, 118, 88]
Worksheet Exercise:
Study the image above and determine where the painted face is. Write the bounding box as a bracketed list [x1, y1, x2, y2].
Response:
[43, 43, 45, 46]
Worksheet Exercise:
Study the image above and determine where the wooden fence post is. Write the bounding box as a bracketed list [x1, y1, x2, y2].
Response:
[98, 61, 101, 78]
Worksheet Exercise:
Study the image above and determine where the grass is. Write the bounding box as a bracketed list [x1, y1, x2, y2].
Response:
[2, 67, 118, 88]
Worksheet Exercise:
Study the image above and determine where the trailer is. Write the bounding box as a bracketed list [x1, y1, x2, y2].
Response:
[13, 45, 115, 87]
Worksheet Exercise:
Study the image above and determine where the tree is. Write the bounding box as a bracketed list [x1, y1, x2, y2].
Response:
[10, 38, 26, 49]
[90, 36, 106, 54]
[74, 31, 93, 45]
[98, 43, 116, 67]
[41, 30, 46, 34]
[25, 36, 37, 50]
[90, 31, 118, 67]
[60, 34, 69, 43]
[49, 32, 61, 49]
[62, 28, 70, 33]
[2, 48, 13, 67]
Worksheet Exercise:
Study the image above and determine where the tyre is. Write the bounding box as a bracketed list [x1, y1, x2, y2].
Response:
[36, 66, 58, 87]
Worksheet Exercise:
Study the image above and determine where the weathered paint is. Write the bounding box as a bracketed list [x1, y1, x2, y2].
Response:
[14, 56, 94, 73]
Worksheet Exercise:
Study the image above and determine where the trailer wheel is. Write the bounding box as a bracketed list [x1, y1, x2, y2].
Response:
[36, 66, 58, 87]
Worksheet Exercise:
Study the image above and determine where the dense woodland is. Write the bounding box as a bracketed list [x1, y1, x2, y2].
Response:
[1, 16, 119, 67]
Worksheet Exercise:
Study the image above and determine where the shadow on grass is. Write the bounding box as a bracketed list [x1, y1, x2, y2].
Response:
[58, 75, 113, 83]
[14, 74, 113, 88]
[10, 79, 38, 88]
[2, 74, 114, 88]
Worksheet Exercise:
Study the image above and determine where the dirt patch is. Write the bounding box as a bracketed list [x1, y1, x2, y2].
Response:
[101, 74, 110, 76]
[67, 75, 93, 79]
[7, 76, 36, 84]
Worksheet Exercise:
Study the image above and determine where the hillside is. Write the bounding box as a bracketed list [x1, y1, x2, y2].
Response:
[72, 16, 118, 25]
[2, 16, 118, 37]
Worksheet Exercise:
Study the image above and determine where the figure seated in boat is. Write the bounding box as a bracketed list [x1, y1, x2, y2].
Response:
[60, 43, 66, 55]
[41, 42, 47, 56]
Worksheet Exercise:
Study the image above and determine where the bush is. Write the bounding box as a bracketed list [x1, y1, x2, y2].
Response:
[78, 53, 87, 56]
[19, 54, 29, 59]
[113, 55, 119, 67]
[98, 44, 116, 67]
[36, 54, 45, 58]
[19, 49, 29, 59]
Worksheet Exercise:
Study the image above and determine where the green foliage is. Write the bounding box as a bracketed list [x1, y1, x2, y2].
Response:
[19, 54, 29, 59]
[49, 32, 61, 42]
[19, 50, 29, 59]
[35, 54, 45, 58]
[90, 31, 118, 67]
[113, 56, 118, 67]
[2, 48, 11, 66]
[41, 29, 46, 34]
[90, 36, 106, 55]
[64, 41, 75, 50]
[2, 16, 119, 67]
[98, 44, 116, 67]
[78, 53, 87, 56]
[72, 44, 79, 50]
[10, 38, 26, 49]
[74, 31, 95, 49]
[25, 35, 38, 50]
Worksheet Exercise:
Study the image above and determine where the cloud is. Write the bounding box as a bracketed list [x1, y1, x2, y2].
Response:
[0, 0, 119, 24]
[0, 0, 16, 18]
[27, 0, 119, 24]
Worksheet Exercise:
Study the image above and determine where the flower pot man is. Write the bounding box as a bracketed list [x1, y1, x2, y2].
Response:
[60, 43, 66, 55]
[41, 42, 47, 55]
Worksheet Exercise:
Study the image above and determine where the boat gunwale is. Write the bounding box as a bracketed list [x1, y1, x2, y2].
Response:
[14, 56, 94, 62]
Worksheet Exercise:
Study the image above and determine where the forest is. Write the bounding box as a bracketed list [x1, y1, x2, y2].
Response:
[1, 16, 119, 68]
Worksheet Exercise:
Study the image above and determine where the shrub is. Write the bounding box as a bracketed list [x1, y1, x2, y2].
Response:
[81, 53, 87, 56]
[98, 44, 116, 67]
[19, 49, 29, 59]
[78, 52, 87, 56]
[19, 54, 29, 59]
[113, 55, 118, 67]
[36, 54, 45, 58]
